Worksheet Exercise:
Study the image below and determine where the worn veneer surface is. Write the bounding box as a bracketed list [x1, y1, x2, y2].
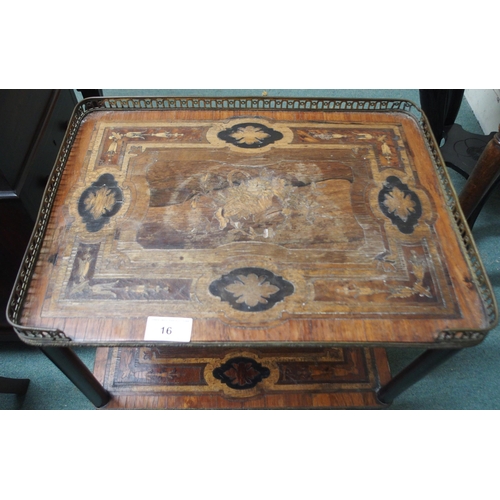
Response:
[19, 108, 491, 345]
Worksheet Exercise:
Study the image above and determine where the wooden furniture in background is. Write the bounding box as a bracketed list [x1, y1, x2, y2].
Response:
[459, 130, 500, 227]
[419, 89, 499, 228]
[0, 90, 79, 341]
[419, 89, 464, 146]
[7, 97, 497, 409]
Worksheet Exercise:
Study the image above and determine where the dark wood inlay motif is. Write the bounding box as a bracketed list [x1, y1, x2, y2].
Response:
[378, 176, 422, 234]
[209, 267, 294, 312]
[217, 122, 284, 149]
[78, 174, 123, 232]
[213, 357, 271, 389]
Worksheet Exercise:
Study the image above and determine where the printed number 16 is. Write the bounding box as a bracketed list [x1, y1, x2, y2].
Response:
[161, 326, 172, 335]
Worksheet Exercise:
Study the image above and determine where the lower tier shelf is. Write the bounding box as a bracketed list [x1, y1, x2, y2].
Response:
[93, 345, 392, 409]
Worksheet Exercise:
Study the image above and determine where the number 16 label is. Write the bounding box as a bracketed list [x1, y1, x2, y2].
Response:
[144, 317, 193, 342]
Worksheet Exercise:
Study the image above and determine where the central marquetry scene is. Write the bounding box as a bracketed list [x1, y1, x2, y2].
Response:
[42, 115, 460, 325]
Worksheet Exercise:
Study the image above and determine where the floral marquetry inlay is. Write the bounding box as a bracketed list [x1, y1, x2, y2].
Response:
[225, 273, 280, 308]
[78, 174, 123, 232]
[383, 186, 417, 222]
[217, 122, 284, 149]
[209, 268, 294, 312]
[378, 176, 422, 234]
[84, 186, 117, 220]
[230, 125, 270, 145]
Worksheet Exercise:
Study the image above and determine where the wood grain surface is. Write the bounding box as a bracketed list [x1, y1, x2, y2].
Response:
[18, 108, 493, 346]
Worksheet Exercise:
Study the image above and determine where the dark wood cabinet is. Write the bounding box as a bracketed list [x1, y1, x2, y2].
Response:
[0, 90, 79, 339]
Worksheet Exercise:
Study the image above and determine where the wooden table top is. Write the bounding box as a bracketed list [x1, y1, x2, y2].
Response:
[10, 97, 497, 347]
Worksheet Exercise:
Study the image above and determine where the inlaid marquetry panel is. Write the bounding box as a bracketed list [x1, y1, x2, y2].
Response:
[93, 345, 391, 409]
[16, 104, 494, 345]
[36, 116, 457, 320]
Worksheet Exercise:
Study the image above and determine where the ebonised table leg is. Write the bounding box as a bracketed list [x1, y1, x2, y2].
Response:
[0, 376, 30, 395]
[377, 348, 460, 404]
[40, 346, 110, 408]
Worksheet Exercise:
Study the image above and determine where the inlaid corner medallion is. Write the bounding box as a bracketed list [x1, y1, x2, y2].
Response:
[209, 268, 294, 312]
[217, 122, 284, 149]
[213, 356, 271, 389]
[378, 176, 422, 234]
[78, 174, 123, 232]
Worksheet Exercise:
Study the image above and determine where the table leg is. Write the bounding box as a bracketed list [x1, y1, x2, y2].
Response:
[0, 376, 30, 395]
[377, 348, 460, 404]
[40, 346, 110, 408]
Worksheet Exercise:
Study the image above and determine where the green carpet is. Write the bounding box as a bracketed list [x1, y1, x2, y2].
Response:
[1, 89, 498, 410]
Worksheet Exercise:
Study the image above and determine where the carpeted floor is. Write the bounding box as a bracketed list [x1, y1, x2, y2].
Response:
[1, 89, 498, 410]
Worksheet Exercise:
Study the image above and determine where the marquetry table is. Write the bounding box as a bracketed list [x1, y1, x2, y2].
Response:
[8, 97, 497, 409]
